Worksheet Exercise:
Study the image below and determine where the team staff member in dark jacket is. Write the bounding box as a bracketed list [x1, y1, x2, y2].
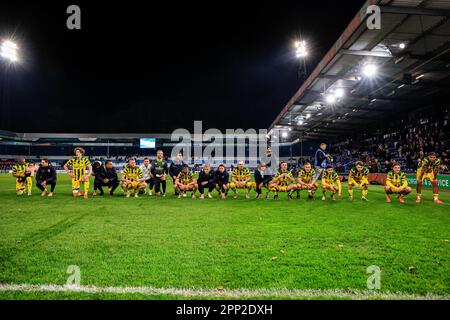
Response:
[254, 162, 272, 200]
[35, 159, 57, 197]
[214, 164, 230, 199]
[169, 152, 187, 196]
[93, 161, 120, 196]
[198, 164, 216, 199]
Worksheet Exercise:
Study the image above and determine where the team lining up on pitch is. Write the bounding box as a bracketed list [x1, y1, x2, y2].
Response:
[11, 146, 445, 204]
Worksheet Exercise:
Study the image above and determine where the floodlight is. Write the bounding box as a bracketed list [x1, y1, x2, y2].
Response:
[362, 64, 378, 78]
[334, 88, 345, 98]
[1, 40, 19, 63]
[325, 94, 337, 104]
[295, 41, 308, 58]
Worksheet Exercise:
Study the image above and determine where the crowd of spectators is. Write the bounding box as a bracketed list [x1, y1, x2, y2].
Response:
[331, 107, 449, 173]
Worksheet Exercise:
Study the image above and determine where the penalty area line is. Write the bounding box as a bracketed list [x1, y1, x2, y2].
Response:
[0, 283, 448, 300]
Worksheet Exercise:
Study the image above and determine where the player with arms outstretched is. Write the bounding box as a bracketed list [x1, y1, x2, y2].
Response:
[348, 161, 369, 201]
[230, 161, 253, 199]
[385, 164, 412, 203]
[321, 165, 342, 201]
[121, 158, 147, 198]
[64, 148, 92, 199]
[297, 163, 318, 200]
[269, 162, 296, 200]
[416, 152, 443, 204]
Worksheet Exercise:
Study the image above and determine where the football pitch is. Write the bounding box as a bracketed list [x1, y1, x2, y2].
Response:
[0, 174, 448, 300]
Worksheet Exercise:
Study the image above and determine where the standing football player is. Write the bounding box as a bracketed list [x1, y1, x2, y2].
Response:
[385, 164, 412, 203]
[64, 148, 92, 199]
[139, 158, 153, 195]
[321, 165, 342, 201]
[416, 152, 443, 204]
[230, 161, 253, 199]
[348, 161, 370, 201]
[121, 158, 146, 198]
[297, 163, 318, 200]
[151, 150, 169, 197]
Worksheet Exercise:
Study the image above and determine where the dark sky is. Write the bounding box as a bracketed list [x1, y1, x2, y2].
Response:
[0, 1, 367, 133]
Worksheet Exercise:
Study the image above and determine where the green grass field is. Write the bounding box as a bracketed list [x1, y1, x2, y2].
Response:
[0, 174, 449, 300]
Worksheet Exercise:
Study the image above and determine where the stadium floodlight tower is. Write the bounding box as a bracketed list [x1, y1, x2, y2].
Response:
[295, 40, 308, 80]
[0, 40, 19, 63]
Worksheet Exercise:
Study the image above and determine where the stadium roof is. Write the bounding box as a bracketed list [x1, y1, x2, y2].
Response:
[270, 0, 450, 141]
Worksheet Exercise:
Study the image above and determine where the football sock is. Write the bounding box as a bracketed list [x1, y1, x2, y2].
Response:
[348, 189, 353, 198]
[84, 181, 90, 194]
[26, 177, 32, 193]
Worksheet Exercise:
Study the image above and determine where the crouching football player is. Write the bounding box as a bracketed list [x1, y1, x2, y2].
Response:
[94, 161, 120, 196]
[121, 158, 147, 198]
[321, 165, 342, 201]
[230, 161, 253, 199]
[269, 162, 296, 200]
[36, 159, 57, 197]
[175, 166, 198, 199]
[416, 152, 443, 204]
[297, 163, 318, 200]
[348, 161, 369, 201]
[197, 164, 216, 200]
[385, 164, 411, 203]
[215, 164, 230, 199]
[12, 157, 34, 196]
[254, 162, 272, 200]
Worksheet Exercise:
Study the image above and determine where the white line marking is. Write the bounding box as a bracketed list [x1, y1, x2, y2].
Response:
[0, 284, 448, 300]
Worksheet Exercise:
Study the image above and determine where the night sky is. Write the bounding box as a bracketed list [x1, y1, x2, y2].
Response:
[0, 1, 367, 133]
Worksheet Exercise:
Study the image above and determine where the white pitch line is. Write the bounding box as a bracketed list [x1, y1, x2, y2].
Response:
[0, 284, 448, 300]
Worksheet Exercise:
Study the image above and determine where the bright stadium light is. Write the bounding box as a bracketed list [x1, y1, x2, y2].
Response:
[305, 114, 311, 119]
[334, 88, 345, 98]
[362, 64, 378, 78]
[298, 119, 304, 126]
[282, 131, 289, 138]
[325, 94, 337, 104]
[1, 40, 19, 63]
[295, 40, 308, 58]
[399, 43, 406, 49]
